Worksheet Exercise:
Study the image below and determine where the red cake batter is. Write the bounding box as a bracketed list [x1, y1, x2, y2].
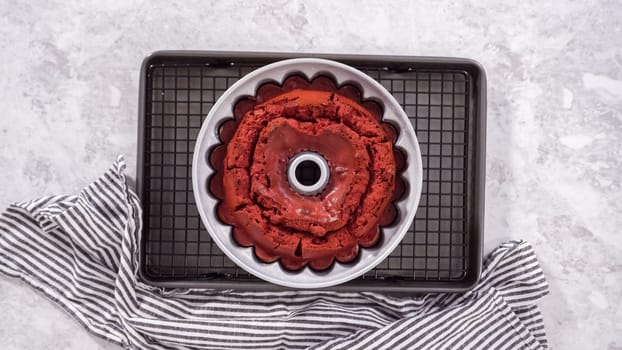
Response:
[213, 76, 399, 271]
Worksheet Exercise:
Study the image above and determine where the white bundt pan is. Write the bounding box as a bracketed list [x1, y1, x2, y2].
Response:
[192, 58, 423, 288]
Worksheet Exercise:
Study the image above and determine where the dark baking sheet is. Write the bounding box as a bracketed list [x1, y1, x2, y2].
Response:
[136, 51, 486, 292]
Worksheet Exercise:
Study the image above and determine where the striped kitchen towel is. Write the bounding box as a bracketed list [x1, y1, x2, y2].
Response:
[0, 156, 549, 350]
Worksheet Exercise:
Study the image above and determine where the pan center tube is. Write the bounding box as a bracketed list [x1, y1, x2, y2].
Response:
[287, 152, 330, 196]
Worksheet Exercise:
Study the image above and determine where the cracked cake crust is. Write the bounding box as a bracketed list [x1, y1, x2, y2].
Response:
[210, 75, 403, 271]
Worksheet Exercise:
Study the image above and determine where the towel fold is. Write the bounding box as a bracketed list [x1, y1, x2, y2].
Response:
[0, 156, 549, 349]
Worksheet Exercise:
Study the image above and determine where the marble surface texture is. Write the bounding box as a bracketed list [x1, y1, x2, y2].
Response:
[1, 0, 621, 349]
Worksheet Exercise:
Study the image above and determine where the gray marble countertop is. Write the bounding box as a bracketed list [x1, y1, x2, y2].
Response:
[1, 0, 621, 349]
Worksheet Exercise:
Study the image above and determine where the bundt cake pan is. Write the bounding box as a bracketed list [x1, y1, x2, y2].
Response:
[192, 58, 423, 288]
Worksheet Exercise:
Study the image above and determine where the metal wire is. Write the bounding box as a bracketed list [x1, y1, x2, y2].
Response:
[143, 62, 471, 282]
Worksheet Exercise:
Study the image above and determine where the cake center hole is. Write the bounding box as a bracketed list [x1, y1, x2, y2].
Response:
[287, 152, 330, 196]
[295, 160, 322, 186]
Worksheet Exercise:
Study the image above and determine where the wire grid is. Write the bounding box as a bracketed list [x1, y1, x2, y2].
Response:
[143, 62, 470, 282]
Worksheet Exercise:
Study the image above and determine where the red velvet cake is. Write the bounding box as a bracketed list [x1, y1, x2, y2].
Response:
[210, 76, 403, 271]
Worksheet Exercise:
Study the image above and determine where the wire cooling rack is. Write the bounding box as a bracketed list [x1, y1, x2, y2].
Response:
[137, 51, 486, 292]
